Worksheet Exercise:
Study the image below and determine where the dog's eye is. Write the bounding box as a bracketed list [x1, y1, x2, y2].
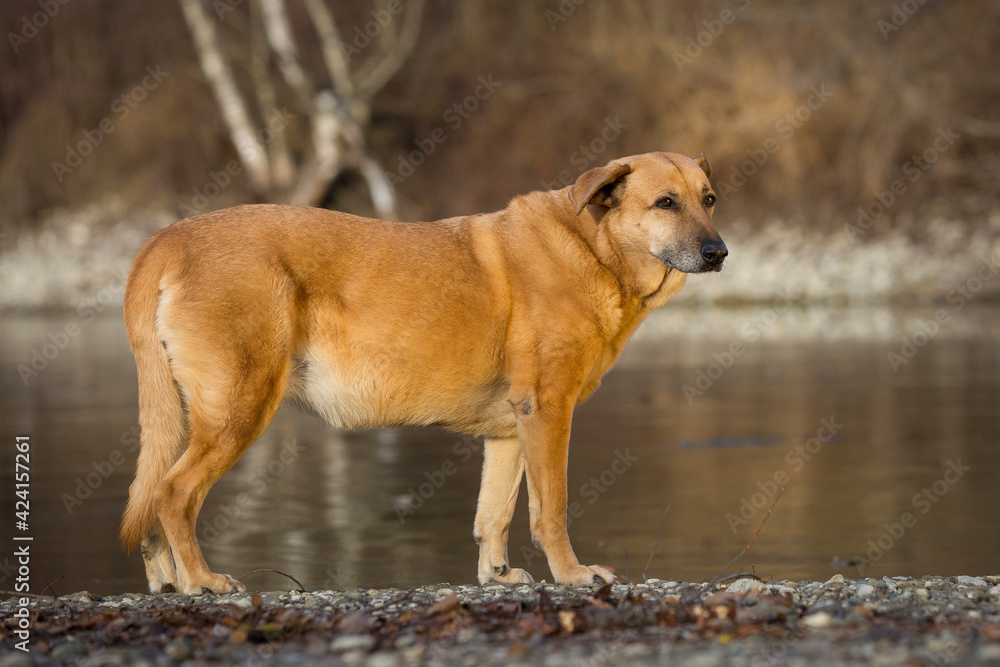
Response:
[704, 194, 716, 207]
[656, 197, 676, 210]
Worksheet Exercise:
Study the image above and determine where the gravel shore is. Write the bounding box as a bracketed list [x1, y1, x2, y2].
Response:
[3, 575, 999, 666]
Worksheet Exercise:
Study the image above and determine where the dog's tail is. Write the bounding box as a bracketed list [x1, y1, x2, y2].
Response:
[120, 236, 186, 552]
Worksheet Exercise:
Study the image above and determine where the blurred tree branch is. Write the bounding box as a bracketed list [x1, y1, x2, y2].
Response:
[179, 0, 272, 193]
[178, 0, 425, 217]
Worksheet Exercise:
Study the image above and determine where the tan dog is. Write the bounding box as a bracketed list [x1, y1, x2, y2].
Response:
[120, 151, 726, 594]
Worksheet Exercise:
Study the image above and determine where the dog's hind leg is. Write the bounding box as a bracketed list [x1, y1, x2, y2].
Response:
[156, 364, 289, 595]
[155, 299, 295, 594]
[474, 436, 534, 584]
[140, 522, 177, 592]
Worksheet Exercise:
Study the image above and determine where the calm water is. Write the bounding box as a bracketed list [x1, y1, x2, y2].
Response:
[1, 307, 998, 595]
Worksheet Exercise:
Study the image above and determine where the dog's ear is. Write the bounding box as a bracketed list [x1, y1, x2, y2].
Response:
[569, 162, 632, 216]
[695, 153, 712, 179]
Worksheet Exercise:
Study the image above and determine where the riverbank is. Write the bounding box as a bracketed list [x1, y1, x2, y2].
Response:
[2, 206, 1000, 310]
[3, 575, 999, 665]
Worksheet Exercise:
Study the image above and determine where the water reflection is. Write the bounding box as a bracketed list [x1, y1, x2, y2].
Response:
[0, 306, 997, 595]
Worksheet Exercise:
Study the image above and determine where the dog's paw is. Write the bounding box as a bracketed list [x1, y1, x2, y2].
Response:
[149, 582, 177, 594]
[554, 564, 617, 587]
[479, 566, 535, 585]
[184, 572, 247, 595]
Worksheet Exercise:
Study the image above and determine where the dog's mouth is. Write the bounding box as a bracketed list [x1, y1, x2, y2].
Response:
[655, 245, 727, 274]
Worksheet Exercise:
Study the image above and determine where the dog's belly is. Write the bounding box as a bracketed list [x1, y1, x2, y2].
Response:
[285, 345, 517, 437]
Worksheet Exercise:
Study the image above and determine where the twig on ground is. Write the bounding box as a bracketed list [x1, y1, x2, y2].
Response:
[239, 568, 305, 592]
[39, 576, 64, 596]
[706, 487, 784, 588]
[642, 503, 671, 582]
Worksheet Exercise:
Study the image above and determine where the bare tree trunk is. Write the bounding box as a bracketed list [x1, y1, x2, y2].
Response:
[249, 0, 294, 191]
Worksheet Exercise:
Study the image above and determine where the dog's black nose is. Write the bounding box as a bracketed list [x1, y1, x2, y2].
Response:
[701, 241, 728, 266]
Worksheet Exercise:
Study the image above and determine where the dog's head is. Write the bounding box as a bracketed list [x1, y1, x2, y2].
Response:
[569, 152, 727, 273]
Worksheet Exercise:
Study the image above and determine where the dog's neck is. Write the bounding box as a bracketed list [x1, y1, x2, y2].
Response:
[556, 194, 674, 302]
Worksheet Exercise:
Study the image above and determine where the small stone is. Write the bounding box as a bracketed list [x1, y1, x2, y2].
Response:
[979, 645, 1000, 660]
[401, 645, 425, 662]
[51, 640, 88, 661]
[63, 591, 95, 603]
[367, 653, 400, 667]
[956, 576, 988, 587]
[230, 595, 254, 610]
[611, 584, 630, 596]
[456, 627, 479, 643]
[0, 652, 32, 667]
[809, 600, 842, 615]
[645, 578, 661, 584]
[330, 635, 375, 652]
[825, 574, 845, 585]
[164, 638, 192, 661]
[802, 611, 834, 628]
[855, 584, 876, 597]
[727, 578, 766, 593]
[989, 584, 1000, 596]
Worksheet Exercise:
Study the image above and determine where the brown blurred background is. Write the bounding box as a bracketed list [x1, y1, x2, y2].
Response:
[2, 0, 997, 235]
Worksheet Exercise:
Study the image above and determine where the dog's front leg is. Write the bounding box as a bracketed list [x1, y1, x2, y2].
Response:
[518, 397, 616, 586]
[474, 437, 534, 584]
